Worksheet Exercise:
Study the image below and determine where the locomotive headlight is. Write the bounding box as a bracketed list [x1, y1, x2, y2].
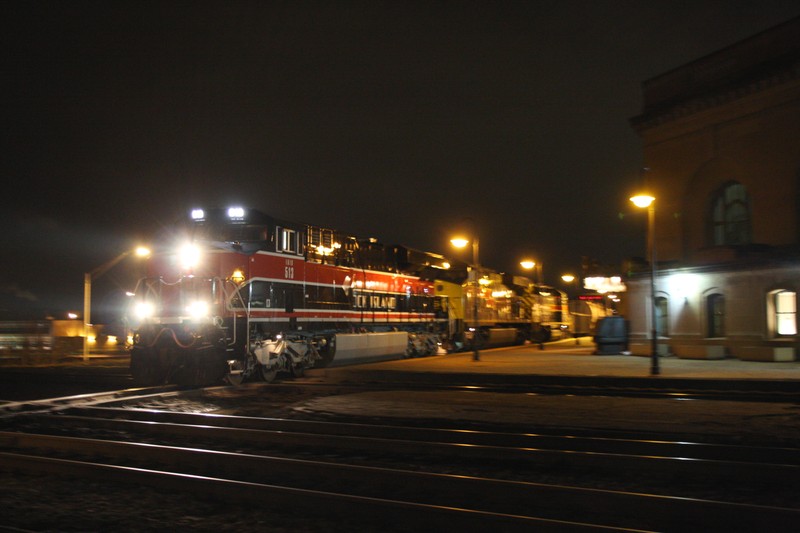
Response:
[134, 301, 155, 320]
[230, 268, 245, 283]
[186, 300, 210, 319]
[179, 243, 201, 269]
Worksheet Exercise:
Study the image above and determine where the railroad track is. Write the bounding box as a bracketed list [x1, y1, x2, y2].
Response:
[309, 374, 800, 403]
[2, 396, 799, 532]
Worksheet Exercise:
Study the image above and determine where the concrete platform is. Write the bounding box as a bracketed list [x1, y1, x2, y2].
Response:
[313, 339, 800, 386]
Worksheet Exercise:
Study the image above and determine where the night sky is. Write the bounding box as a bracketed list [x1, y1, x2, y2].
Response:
[3, 1, 800, 321]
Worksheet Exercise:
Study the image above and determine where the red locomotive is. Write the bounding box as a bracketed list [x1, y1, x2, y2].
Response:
[128, 206, 577, 386]
[128, 207, 449, 386]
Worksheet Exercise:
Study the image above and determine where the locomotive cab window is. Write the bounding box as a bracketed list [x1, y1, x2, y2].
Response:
[277, 227, 298, 254]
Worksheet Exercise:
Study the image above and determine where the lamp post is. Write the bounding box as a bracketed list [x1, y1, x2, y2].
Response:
[520, 259, 542, 284]
[561, 274, 580, 344]
[84, 246, 150, 361]
[450, 235, 480, 361]
[630, 195, 659, 376]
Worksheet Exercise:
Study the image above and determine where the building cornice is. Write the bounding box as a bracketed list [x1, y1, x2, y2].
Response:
[630, 17, 800, 134]
[630, 60, 800, 134]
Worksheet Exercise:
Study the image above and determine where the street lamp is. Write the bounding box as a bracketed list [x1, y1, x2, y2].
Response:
[520, 259, 542, 284]
[84, 246, 150, 361]
[630, 194, 659, 376]
[450, 235, 480, 361]
[561, 274, 580, 344]
[560, 273, 579, 296]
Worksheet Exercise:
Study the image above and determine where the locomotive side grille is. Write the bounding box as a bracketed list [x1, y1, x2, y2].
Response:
[307, 226, 335, 248]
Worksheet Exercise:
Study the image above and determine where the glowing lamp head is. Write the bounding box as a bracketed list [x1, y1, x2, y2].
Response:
[230, 268, 245, 283]
[561, 274, 575, 283]
[179, 243, 201, 270]
[134, 301, 155, 320]
[630, 195, 655, 208]
[134, 246, 151, 258]
[190, 208, 205, 220]
[186, 300, 210, 319]
[520, 260, 535, 270]
[227, 206, 245, 219]
[450, 237, 469, 248]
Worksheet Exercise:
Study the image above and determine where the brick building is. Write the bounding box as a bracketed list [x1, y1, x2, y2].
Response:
[627, 17, 800, 361]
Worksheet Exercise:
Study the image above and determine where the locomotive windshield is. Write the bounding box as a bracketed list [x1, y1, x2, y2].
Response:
[192, 222, 268, 243]
[187, 207, 270, 244]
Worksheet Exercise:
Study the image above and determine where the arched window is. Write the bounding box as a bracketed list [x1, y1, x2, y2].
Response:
[773, 290, 797, 336]
[655, 296, 669, 337]
[711, 182, 750, 246]
[707, 293, 726, 337]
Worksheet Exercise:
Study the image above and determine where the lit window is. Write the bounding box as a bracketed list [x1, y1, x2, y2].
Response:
[775, 290, 797, 336]
[278, 228, 297, 253]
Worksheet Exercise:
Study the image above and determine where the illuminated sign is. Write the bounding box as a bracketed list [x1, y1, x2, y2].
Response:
[583, 276, 626, 293]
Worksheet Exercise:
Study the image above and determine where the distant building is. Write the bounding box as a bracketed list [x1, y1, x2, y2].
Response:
[627, 17, 800, 361]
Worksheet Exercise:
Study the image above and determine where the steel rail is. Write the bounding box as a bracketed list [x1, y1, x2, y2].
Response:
[213, 377, 800, 403]
[0, 449, 638, 533]
[0, 386, 181, 417]
[64, 405, 800, 465]
[2, 431, 799, 532]
[13, 411, 800, 489]
[297, 368, 800, 403]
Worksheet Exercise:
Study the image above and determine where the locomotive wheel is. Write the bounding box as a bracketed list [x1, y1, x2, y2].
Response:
[531, 327, 552, 343]
[226, 371, 245, 386]
[226, 357, 248, 386]
[260, 365, 278, 383]
[290, 363, 305, 378]
[424, 337, 437, 355]
[315, 336, 336, 367]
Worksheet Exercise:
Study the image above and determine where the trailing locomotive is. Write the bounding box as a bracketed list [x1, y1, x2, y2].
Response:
[438, 274, 569, 350]
[127, 206, 571, 387]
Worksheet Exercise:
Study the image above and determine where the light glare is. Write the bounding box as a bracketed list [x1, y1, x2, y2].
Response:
[134, 302, 154, 319]
[228, 206, 245, 219]
[231, 268, 245, 283]
[630, 195, 655, 208]
[186, 301, 209, 318]
[180, 243, 201, 269]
